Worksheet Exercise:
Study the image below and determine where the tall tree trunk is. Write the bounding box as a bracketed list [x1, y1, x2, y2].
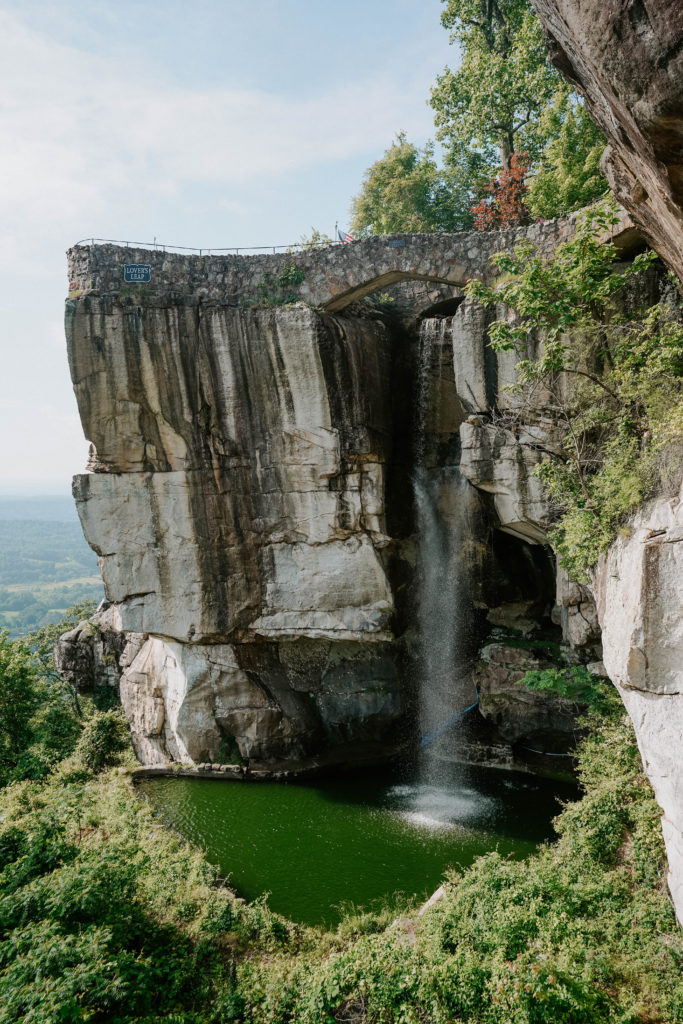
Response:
[499, 131, 514, 169]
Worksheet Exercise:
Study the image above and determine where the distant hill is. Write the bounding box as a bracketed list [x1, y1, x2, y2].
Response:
[0, 495, 80, 522]
[0, 496, 103, 636]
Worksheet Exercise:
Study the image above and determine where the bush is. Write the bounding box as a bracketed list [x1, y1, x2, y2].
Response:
[74, 711, 128, 773]
[236, 682, 683, 1023]
[1, 635, 681, 1022]
[0, 773, 248, 1023]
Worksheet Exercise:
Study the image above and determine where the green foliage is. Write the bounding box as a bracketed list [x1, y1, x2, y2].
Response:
[74, 710, 128, 773]
[350, 3, 610, 240]
[0, 629, 83, 786]
[0, 771, 279, 1023]
[430, 0, 560, 169]
[0, 604, 122, 787]
[0, 597, 134, 785]
[0, 633, 40, 782]
[256, 263, 305, 306]
[297, 228, 334, 250]
[526, 90, 608, 219]
[467, 202, 683, 577]
[350, 132, 482, 236]
[1, 659, 681, 1022]
[237, 681, 683, 1023]
[519, 664, 611, 711]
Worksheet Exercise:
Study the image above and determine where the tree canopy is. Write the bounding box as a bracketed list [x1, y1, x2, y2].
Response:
[525, 90, 608, 219]
[349, 1, 609, 235]
[350, 133, 487, 236]
[430, 0, 559, 170]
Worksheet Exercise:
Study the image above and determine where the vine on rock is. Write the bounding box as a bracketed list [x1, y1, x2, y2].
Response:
[256, 263, 305, 306]
[467, 201, 683, 578]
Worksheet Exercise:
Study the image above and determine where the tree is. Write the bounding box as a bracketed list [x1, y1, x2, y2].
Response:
[350, 133, 482, 236]
[471, 151, 530, 229]
[430, 0, 560, 171]
[0, 632, 39, 780]
[526, 91, 608, 219]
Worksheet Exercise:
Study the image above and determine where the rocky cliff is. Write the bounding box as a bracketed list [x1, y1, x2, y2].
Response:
[531, 0, 683, 282]
[63, 213, 683, 918]
[63, 223, 597, 773]
[66, 298, 405, 767]
[527, 0, 683, 925]
[593, 491, 683, 917]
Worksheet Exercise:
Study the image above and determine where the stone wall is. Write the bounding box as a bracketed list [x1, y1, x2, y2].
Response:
[67, 209, 634, 312]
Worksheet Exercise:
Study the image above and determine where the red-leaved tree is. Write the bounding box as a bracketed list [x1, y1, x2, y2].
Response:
[472, 152, 530, 230]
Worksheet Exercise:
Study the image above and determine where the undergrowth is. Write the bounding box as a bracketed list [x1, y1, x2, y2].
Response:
[236, 685, 683, 1024]
[1, 681, 681, 1022]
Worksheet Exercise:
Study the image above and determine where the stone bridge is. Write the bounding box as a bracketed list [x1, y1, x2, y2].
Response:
[67, 209, 638, 313]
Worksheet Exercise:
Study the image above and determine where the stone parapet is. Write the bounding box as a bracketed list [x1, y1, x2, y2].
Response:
[67, 210, 635, 313]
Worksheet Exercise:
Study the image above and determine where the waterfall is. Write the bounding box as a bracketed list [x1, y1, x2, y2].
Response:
[413, 319, 476, 772]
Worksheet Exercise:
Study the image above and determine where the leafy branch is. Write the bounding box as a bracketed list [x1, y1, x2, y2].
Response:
[466, 202, 683, 578]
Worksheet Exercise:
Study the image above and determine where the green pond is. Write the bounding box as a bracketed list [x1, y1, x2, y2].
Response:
[138, 764, 577, 927]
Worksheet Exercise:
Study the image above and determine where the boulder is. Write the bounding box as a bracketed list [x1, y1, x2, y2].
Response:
[476, 643, 581, 751]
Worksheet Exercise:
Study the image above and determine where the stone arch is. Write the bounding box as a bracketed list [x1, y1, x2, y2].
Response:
[418, 295, 465, 319]
[321, 269, 466, 312]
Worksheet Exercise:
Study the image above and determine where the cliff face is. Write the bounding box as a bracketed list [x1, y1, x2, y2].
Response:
[64, 231, 586, 771]
[67, 301, 394, 641]
[530, 0, 683, 281]
[593, 491, 683, 916]
[63, 223, 683, 915]
[67, 299, 403, 766]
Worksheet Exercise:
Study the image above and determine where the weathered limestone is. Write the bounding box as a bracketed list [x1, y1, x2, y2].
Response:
[459, 419, 551, 544]
[68, 304, 394, 643]
[531, 0, 683, 282]
[119, 635, 401, 766]
[66, 297, 406, 765]
[593, 482, 683, 920]
[54, 604, 144, 692]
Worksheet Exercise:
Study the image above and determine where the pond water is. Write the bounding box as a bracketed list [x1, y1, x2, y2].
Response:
[138, 763, 577, 927]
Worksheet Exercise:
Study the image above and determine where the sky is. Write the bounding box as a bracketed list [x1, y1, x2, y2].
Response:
[0, 0, 458, 494]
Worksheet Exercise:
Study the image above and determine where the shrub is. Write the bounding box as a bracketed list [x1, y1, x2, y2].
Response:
[74, 710, 128, 773]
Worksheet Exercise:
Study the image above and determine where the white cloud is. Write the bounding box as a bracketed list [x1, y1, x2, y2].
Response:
[0, 9, 433, 250]
[0, 4, 450, 490]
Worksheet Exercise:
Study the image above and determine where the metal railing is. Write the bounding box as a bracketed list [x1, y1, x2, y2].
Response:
[72, 236, 343, 256]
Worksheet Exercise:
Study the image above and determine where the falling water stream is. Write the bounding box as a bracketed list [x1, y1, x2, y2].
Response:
[413, 318, 477, 774]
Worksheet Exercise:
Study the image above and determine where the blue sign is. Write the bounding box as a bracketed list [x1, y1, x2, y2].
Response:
[123, 264, 151, 283]
[388, 239, 405, 248]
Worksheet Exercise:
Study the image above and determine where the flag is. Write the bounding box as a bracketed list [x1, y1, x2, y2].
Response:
[337, 227, 355, 244]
